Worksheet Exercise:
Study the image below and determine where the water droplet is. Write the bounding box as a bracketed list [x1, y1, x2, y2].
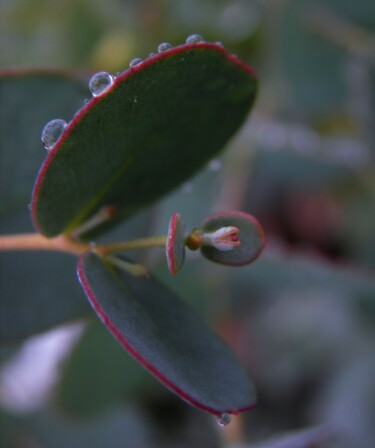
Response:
[41, 119, 67, 150]
[208, 159, 221, 171]
[186, 34, 204, 44]
[149, 52, 155, 57]
[88, 71, 115, 97]
[83, 98, 90, 105]
[129, 57, 143, 68]
[157, 42, 173, 53]
[217, 413, 231, 427]
[182, 182, 193, 194]
[215, 41, 224, 47]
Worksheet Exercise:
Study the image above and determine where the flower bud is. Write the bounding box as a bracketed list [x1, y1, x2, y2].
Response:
[201, 226, 240, 251]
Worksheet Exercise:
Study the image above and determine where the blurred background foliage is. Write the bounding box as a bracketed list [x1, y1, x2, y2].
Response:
[1, 0, 375, 447]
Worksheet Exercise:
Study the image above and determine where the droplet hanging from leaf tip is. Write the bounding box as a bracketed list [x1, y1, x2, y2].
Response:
[41, 119, 67, 150]
[217, 413, 231, 427]
[88, 72, 115, 97]
[129, 57, 143, 68]
[186, 34, 205, 44]
[157, 42, 173, 53]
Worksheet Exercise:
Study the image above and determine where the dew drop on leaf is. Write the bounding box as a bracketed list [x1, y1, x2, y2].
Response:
[41, 119, 67, 150]
[217, 413, 231, 427]
[208, 159, 222, 171]
[157, 42, 173, 53]
[182, 182, 193, 194]
[186, 34, 205, 44]
[129, 57, 143, 68]
[88, 71, 115, 97]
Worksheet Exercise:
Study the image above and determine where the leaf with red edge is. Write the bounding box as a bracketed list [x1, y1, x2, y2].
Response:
[166, 212, 186, 275]
[77, 251, 256, 415]
[32, 41, 258, 237]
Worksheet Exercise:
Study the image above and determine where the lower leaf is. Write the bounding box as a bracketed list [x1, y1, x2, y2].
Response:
[77, 252, 256, 415]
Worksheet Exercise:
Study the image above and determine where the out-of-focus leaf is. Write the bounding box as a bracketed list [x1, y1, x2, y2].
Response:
[77, 251, 256, 415]
[0, 70, 87, 220]
[0, 70, 90, 343]
[281, 0, 375, 117]
[0, 406, 152, 448]
[32, 43, 258, 237]
[248, 425, 333, 448]
[57, 320, 160, 417]
[230, 248, 375, 320]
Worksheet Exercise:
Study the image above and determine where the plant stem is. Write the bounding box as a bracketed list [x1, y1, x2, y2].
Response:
[0, 233, 88, 256]
[95, 236, 167, 255]
[0, 233, 168, 256]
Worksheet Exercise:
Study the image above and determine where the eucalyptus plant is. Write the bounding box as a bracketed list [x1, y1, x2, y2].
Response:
[0, 35, 265, 423]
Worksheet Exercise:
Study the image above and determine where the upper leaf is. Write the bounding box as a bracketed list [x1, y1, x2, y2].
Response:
[77, 251, 256, 415]
[32, 42, 258, 237]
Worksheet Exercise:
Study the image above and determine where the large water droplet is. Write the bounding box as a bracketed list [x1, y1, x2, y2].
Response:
[186, 34, 204, 44]
[208, 159, 222, 171]
[182, 182, 193, 194]
[88, 72, 115, 97]
[217, 413, 231, 427]
[41, 119, 67, 150]
[157, 42, 173, 52]
[129, 57, 143, 68]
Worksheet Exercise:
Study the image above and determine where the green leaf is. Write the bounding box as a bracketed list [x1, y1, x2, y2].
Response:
[77, 251, 256, 415]
[32, 42, 258, 237]
[57, 320, 159, 417]
[200, 211, 266, 266]
[0, 70, 89, 343]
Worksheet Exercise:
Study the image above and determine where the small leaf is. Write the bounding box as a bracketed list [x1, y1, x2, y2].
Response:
[166, 212, 186, 275]
[200, 211, 266, 266]
[77, 251, 256, 415]
[32, 42, 258, 237]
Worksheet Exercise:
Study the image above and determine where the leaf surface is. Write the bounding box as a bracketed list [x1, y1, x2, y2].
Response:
[77, 251, 256, 415]
[32, 43, 258, 237]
